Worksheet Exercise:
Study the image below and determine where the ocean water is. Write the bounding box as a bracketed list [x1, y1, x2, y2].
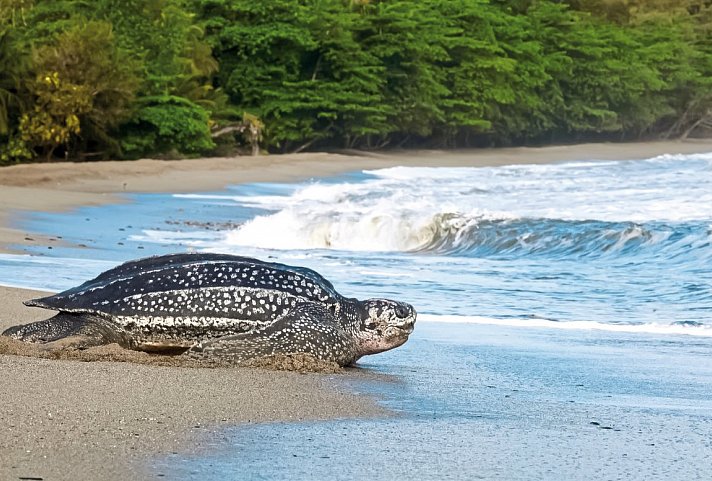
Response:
[2, 152, 712, 479]
[4, 152, 711, 334]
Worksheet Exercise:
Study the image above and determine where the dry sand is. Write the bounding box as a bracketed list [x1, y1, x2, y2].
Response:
[1, 140, 712, 480]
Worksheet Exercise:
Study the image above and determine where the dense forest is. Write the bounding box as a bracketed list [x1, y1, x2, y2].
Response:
[0, 0, 711, 163]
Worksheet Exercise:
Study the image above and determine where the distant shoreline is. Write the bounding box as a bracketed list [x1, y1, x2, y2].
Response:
[2, 140, 712, 254]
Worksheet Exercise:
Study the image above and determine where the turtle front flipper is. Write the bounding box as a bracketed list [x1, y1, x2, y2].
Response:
[188, 302, 355, 366]
[2, 313, 130, 350]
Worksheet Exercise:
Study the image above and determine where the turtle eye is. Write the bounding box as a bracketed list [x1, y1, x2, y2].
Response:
[365, 321, 377, 330]
[394, 305, 410, 319]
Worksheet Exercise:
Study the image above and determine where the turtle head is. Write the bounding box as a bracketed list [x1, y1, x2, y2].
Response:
[352, 299, 416, 358]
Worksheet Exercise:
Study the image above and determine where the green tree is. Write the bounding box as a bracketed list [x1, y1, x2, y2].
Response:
[20, 20, 140, 159]
[486, 2, 570, 143]
[198, 0, 390, 151]
[2, 0, 712, 161]
[0, 0, 35, 27]
[358, 0, 451, 145]
[0, 27, 27, 136]
[95, 0, 223, 154]
[19, 72, 89, 160]
[118, 95, 215, 157]
[95, 0, 218, 97]
[0, 26, 33, 164]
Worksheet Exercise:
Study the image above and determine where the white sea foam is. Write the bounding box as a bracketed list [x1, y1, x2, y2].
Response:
[187, 153, 712, 253]
[419, 314, 712, 338]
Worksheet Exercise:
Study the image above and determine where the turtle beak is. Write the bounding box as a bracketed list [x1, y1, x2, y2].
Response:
[391, 318, 415, 334]
[387, 307, 416, 337]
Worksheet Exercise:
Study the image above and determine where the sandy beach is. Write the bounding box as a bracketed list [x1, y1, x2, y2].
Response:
[2, 140, 712, 480]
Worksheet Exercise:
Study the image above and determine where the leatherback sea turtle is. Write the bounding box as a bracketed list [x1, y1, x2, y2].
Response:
[2, 253, 416, 366]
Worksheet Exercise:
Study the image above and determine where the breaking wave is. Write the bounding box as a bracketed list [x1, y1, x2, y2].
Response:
[219, 207, 711, 261]
[178, 152, 712, 261]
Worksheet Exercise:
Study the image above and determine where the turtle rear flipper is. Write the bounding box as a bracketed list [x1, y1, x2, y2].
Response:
[2, 313, 129, 350]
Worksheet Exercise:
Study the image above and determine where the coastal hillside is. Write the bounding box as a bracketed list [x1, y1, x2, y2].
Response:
[1, 0, 710, 162]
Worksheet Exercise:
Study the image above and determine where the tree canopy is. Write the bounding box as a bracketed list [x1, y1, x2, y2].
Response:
[1, 0, 711, 163]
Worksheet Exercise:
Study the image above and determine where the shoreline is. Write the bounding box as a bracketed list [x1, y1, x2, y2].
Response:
[2, 140, 712, 480]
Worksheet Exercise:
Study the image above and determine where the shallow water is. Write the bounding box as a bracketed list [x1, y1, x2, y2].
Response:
[152, 323, 712, 480]
[2, 152, 712, 479]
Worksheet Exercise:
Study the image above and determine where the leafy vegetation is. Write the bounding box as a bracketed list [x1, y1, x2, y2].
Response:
[0, 0, 711, 163]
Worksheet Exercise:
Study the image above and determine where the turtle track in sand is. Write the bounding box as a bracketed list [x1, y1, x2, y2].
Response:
[0, 336, 342, 373]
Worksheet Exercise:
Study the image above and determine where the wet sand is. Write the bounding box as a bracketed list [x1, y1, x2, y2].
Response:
[1, 140, 712, 480]
[164, 322, 712, 480]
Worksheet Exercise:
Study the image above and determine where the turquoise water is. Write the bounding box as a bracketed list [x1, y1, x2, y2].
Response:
[2, 152, 712, 479]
